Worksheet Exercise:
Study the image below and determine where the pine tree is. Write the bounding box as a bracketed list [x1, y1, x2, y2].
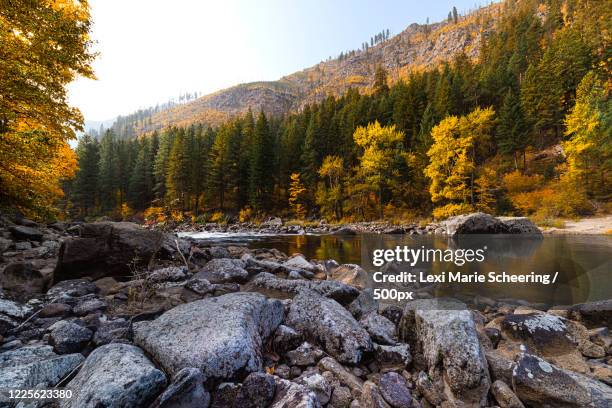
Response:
[98, 130, 119, 212]
[497, 90, 530, 170]
[249, 111, 275, 210]
[452, 6, 458, 24]
[72, 134, 100, 215]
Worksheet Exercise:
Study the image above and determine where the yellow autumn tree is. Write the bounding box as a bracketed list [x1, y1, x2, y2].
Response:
[0, 0, 95, 218]
[316, 156, 345, 221]
[353, 121, 405, 219]
[424, 107, 496, 219]
[288, 173, 306, 219]
[563, 71, 611, 199]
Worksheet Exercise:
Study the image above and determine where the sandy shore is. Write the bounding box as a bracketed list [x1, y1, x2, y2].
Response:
[542, 215, 612, 234]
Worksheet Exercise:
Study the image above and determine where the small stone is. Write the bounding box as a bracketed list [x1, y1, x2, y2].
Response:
[374, 343, 411, 368]
[286, 342, 324, 366]
[272, 325, 302, 353]
[72, 299, 107, 316]
[298, 373, 332, 405]
[491, 380, 524, 408]
[290, 366, 302, 379]
[151, 367, 210, 408]
[360, 381, 391, 408]
[235, 372, 276, 408]
[38, 303, 71, 318]
[360, 313, 397, 345]
[379, 372, 412, 408]
[331, 386, 352, 408]
[349, 289, 379, 319]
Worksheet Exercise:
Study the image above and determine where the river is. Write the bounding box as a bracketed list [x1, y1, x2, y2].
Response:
[180, 231, 612, 307]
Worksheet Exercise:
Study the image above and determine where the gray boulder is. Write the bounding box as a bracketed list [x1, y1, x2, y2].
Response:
[348, 289, 379, 319]
[0, 261, 49, 300]
[150, 367, 210, 408]
[409, 300, 490, 406]
[252, 272, 359, 305]
[133, 292, 283, 379]
[442, 212, 508, 235]
[62, 343, 167, 408]
[512, 353, 612, 408]
[46, 278, 97, 298]
[286, 289, 372, 364]
[49, 321, 92, 354]
[498, 217, 542, 235]
[359, 313, 397, 345]
[569, 299, 612, 328]
[194, 258, 249, 283]
[54, 222, 170, 282]
[0, 345, 84, 395]
[10, 225, 43, 241]
[148, 266, 188, 283]
[0, 298, 32, 319]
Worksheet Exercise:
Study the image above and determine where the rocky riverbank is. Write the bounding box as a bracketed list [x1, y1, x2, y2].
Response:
[0, 215, 610, 408]
[170, 212, 543, 237]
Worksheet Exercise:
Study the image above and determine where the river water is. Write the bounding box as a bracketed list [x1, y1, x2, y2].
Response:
[181, 231, 612, 307]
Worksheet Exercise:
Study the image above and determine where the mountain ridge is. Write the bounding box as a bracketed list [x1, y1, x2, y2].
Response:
[130, 2, 502, 134]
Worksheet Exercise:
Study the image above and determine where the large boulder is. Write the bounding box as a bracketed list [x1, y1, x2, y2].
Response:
[133, 292, 283, 379]
[49, 320, 93, 354]
[194, 258, 249, 283]
[62, 343, 167, 408]
[403, 299, 490, 406]
[9, 225, 43, 241]
[569, 299, 612, 328]
[498, 217, 542, 236]
[252, 272, 359, 305]
[512, 353, 612, 408]
[0, 261, 50, 300]
[442, 212, 509, 236]
[54, 222, 170, 282]
[286, 289, 372, 364]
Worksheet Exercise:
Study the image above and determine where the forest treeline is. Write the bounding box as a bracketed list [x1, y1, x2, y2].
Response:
[67, 0, 610, 223]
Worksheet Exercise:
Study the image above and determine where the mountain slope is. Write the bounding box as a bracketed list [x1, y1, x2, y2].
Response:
[137, 3, 501, 133]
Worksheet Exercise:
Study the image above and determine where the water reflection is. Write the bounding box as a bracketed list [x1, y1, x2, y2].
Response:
[194, 232, 611, 306]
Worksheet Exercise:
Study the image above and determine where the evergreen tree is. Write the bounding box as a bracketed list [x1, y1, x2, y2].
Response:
[497, 90, 530, 169]
[72, 135, 100, 215]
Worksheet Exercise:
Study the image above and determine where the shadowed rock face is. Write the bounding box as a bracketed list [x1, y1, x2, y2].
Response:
[54, 222, 169, 283]
[133, 292, 284, 379]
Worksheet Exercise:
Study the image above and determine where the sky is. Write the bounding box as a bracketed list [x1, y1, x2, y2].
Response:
[68, 0, 488, 123]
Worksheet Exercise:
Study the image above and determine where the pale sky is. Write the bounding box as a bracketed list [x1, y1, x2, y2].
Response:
[68, 0, 487, 123]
